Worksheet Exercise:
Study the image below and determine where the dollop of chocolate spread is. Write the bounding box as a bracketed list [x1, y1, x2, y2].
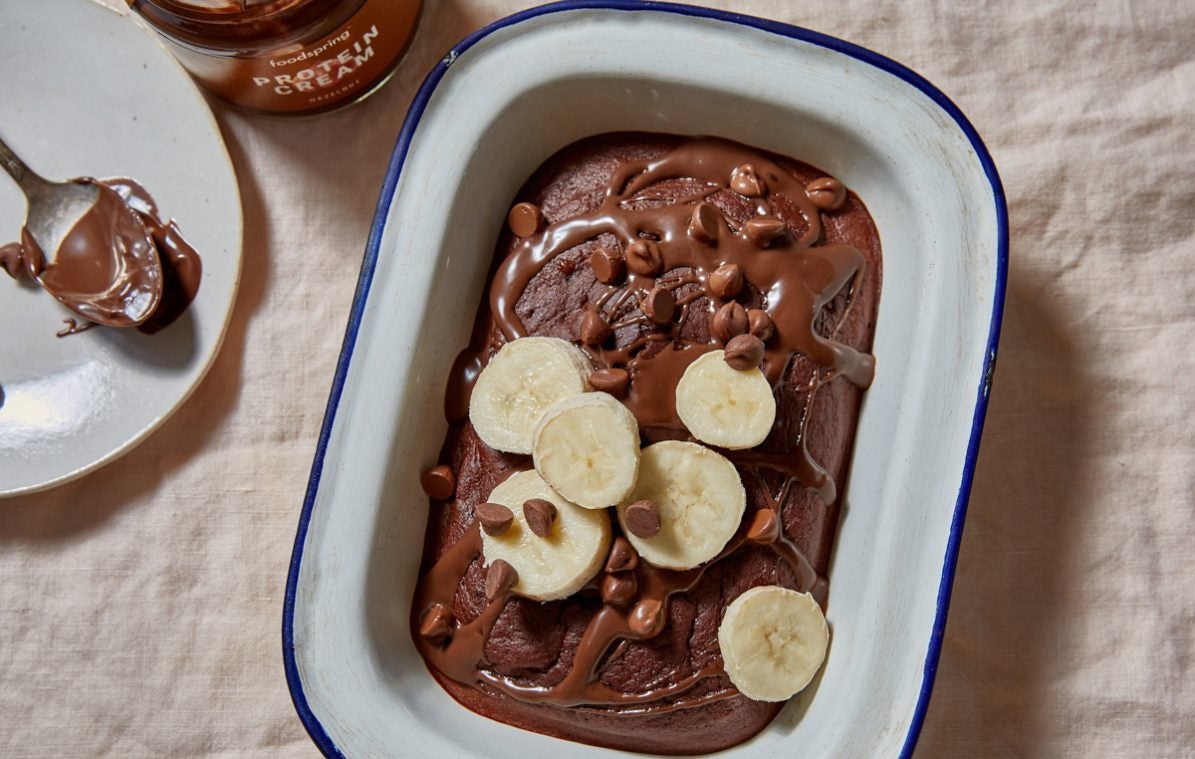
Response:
[1, 178, 201, 335]
[412, 134, 881, 750]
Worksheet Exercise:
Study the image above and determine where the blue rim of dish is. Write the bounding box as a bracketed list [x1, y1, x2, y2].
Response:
[282, 2, 1009, 757]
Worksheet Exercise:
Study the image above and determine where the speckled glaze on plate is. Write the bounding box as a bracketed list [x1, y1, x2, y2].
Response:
[0, 0, 242, 498]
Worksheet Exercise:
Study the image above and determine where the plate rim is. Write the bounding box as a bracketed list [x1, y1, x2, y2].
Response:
[0, 0, 244, 499]
[281, 2, 1009, 757]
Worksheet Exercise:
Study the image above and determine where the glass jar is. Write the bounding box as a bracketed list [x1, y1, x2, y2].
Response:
[128, 0, 423, 115]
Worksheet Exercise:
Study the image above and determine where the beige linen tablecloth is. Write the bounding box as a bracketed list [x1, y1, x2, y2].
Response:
[3, 1, 1192, 756]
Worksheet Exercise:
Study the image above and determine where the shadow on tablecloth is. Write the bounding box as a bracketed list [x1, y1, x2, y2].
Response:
[917, 260, 1096, 756]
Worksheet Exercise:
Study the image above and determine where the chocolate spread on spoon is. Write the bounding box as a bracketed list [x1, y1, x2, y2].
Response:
[2, 177, 201, 335]
[413, 135, 881, 733]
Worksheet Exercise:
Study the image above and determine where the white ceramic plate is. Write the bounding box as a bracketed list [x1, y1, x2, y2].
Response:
[0, 0, 242, 497]
[284, 3, 1007, 757]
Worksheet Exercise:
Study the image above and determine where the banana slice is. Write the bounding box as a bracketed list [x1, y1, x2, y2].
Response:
[675, 350, 776, 450]
[480, 470, 611, 601]
[616, 441, 744, 570]
[532, 392, 641, 509]
[470, 337, 593, 454]
[717, 585, 829, 702]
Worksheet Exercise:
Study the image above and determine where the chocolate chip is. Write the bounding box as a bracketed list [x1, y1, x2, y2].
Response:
[711, 301, 749, 343]
[746, 509, 781, 544]
[641, 286, 676, 324]
[601, 573, 638, 607]
[418, 603, 452, 643]
[747, 308, 775, 341]
[476, 501, 514, 536]
[629, 598, 665, 637]
[589, 367, 630, 398]
[724, 334, 766, 370]
[625, 239, 664, 276]
[590, 246, 625, 284]
[742, 217, 787, 247]
[688, 202, 720, 243]
[523, 498, 558, 538]
[708, 263, 744, 300]
[581, 310, 612, 346]
[806, 177, 846, 211]
[485, 559, 519, 601]
[624, 499, 661, 539]
[730, 163, 765, 197]
[421, 465, 455, 500]
[605, 536, 639, 573]
[507, 202, 544, 237]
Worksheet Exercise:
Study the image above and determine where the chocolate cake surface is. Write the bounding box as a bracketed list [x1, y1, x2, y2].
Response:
[411, 133, 881, 754]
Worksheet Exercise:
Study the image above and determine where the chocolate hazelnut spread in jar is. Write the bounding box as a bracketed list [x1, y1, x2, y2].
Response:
[128, 0, 422, 115]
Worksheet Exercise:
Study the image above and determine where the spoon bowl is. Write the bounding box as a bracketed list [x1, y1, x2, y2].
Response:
[0, 134, 163, 326]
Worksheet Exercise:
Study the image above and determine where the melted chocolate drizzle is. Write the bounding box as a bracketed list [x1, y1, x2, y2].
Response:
[2, 177, 201, 336]
[106, 178, 203, 335]
[416, 137, 874, 713]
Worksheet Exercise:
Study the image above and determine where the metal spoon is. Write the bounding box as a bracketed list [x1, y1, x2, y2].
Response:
[0, 134, 163, 327]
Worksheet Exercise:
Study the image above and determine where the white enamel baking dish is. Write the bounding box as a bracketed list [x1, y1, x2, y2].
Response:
[283, 3, 1008, 757]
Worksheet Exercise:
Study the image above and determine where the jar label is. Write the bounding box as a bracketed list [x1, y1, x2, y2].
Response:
[166, 0, 421, 113]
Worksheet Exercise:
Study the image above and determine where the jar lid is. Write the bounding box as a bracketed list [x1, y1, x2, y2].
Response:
[130, 0, 359, 49]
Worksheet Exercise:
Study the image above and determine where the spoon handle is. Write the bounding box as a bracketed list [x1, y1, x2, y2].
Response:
[0, 134, 50, 194]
